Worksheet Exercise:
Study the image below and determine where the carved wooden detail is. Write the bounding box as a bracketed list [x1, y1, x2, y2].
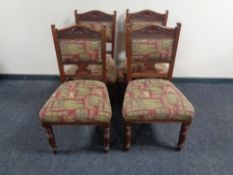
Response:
[57, 25, 101, 39]
[42, 124, 57, 153]
[75, 63, 91, 75]
[125, 124, 131, 150]
[103, 124, 110, 152]
[176, 121, 192, 151]
[126, 9, 168, 26]
[129, 10, 165, 21]
[78, 10, 113, 21]
[131, 25, 175, 38]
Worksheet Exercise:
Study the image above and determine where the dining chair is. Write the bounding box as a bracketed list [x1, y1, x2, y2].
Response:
[123, 23, 195, 151]
[39, 24, 112, 153]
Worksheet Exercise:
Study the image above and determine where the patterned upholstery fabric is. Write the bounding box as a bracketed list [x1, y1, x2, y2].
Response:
[39, 80, 112, 123]
[132, 39, 174, 61]
[123, 79, 195, 121]
[130, 21, 163, 30]
[59, 39, 101, 62]
[79, 21, 112, 41]
[65, 55, 118, 83]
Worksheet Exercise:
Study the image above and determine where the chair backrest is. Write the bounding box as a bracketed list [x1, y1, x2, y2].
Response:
[74, 10, 116, 58]
[126, 9, 169, 30]
[51, 24, 107, 83]
[126, 23, 181, 81]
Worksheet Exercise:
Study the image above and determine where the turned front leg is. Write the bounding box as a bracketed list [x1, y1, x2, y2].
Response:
[103, 124, 110, 153]
[125, 124, 131, 150]
[176, 120, 192, 151]
[42, 124, 57, 153]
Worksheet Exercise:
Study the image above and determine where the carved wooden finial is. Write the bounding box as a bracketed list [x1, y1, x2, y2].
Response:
[176, 22, 182, 28]
[51, 24, 56, 30]
[74, 9, 78, 14]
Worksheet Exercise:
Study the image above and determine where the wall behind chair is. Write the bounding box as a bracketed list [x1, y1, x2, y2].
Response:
[0, 0, 233, 78]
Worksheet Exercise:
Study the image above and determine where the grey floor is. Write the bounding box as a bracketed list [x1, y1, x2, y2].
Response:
[0, 79, 233, 175]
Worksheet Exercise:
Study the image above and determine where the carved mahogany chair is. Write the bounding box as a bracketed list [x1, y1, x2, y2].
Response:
[123, 23, 195, 151]
[118, 9, 169, 82]
[39, 24, 112, 153]
[64, 10, 117, 83]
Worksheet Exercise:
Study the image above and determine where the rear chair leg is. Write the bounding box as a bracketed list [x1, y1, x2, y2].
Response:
[125, 124, 131, 150]
[176, 120, 192, 151]
[103, 124, 110, 153]
[42, 124, 57, 153]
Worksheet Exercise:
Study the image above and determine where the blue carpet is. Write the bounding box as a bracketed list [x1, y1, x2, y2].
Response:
[0, 79, 232, 175]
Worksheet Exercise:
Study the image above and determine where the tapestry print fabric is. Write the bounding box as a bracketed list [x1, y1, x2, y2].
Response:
[79, 21, 112, 41]
[59, 39, 102, 63]
[132, 39, 174, 61]
[40, 80, 112, 123]
[123, 79, 195, 121]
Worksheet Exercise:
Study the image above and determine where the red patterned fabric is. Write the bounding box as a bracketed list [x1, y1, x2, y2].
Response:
[79, 21, 112, 41]
[123, 79, 195, 121]
[39, 80, 111, 123]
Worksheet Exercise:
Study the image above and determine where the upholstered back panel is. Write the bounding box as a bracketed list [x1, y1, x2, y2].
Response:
[78, 22, 112, 41]
[131, 38, 174, 61]
[59, 39, 101, 63]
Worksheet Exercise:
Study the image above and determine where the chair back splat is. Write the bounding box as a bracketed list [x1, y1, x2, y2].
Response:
[51, 24, 107, 83]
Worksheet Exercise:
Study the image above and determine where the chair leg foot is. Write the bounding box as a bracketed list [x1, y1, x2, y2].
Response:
[176, 121, 192, 151]
[42, 124, 57, 153]
[103, 124, 110, 153]
[125, 124, 131, 150]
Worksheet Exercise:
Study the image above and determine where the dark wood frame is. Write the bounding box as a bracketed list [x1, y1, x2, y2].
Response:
[74, 10, 116, 59]
[124, 23, 192, 151]
[43, 24, 110, 153]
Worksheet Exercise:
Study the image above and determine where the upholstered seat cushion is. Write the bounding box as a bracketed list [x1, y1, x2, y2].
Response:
[65, 55, 117, 83]
[123, 79, 195, 121]
[39, 80, 112, 123]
